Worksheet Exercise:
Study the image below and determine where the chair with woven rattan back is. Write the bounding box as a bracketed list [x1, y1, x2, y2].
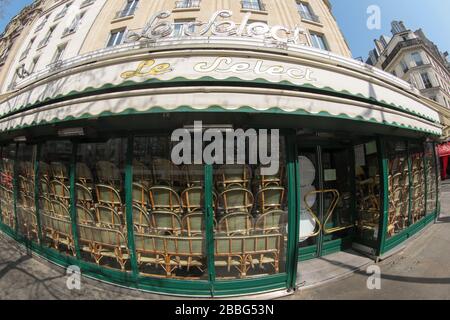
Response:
[254, 210, 286, 234]
[218, 187, 254, 215]
[183, 164, 204, 187]
[150, 210, 182, 235]
[254, 165, 284, 189]
[255, 186, 285, 214]
[76, 183, 94, 209]
[132, 182, 149, 208]
[51, 200, 71, 219]
[51, 162, 69, 183]
[217, 212, 253, 236]
[148, 185, 182, 214]
[49, 179, 70, 205]
[181, 212, 209, 236]
[95, 205, 123, 230]
[216, 164, 251, 191]
[76, 204, 96, 225]
[95, 184, 123, 213]
[76, 162, 94, 189]
[132, 204, 152, 233]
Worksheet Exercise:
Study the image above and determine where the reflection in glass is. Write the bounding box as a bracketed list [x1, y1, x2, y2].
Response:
[0, 145, 16, 230]
[386, 141, 410, 237]
[355, 141, 380, 243]
[39, 141, 75, 255]
[409, 143, 425, 223]
[16, 144, 38, 241]
[76, 139, 130, 271]
[213, 137, 287, 279]
[133, 136, 207, 279]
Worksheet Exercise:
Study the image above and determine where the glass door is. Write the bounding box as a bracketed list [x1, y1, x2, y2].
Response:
[298, 144, 355, 259]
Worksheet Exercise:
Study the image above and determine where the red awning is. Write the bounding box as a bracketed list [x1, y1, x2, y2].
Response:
[438, 142, 450, 157]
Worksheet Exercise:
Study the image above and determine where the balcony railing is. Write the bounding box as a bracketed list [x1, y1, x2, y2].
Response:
[175, 0, 201, 9]
[299, 11, 320, 23]
[241, 1, 266, 11]
[54, 8, 68, 21]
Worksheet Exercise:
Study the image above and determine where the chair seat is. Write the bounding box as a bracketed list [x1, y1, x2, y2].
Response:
[251, 257, 275, 264]
[176, 259, 203, 267]
[139, 256, 165, 264]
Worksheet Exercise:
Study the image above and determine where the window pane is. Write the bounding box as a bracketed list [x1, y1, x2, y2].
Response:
[409, 143, 425, 223]
[355, 141, 380, 244]
[16, 144, 38, 241]
[0, 144, 16, 230]
[76, 139, 130, 272]
[39, 141, 74, 256]
[213, 134, 288, 279]
[386, 140, 409, 237]
[133, 136, 207, 279]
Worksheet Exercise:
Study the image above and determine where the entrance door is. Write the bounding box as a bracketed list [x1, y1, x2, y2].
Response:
[298, 145, 355, 260]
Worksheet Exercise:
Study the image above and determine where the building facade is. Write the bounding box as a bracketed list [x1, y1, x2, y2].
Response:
[367, 21, 450, 140]
[0, 1, 443, 298]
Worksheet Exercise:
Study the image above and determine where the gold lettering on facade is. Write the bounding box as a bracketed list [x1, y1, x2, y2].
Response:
[120, 59, 173, 79]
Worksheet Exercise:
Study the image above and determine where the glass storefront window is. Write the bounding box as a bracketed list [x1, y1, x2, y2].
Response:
[0, 144, 16, 230]
[425, 142, 437, 215]
[213, 136, 288, 279]
[133, 136, 207, 279]
[16, 144, 38, 241]
[409, 142, 425, 223]
[39, 141, 74, 255]
[386, 140, 410, 237]
[76, 139, 129, 271]
[354, 141, 380, 243]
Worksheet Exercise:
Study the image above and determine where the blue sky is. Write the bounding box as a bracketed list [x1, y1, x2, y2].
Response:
[1, 0, 449, 60]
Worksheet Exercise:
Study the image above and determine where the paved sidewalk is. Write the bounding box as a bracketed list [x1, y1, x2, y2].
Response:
[0, 182, 449, 300]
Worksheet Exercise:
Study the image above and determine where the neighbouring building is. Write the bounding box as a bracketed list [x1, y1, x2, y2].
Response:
[0, 1, 443, 298]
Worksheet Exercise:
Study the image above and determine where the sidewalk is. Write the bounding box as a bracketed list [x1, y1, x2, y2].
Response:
[0, 182, 449, 300]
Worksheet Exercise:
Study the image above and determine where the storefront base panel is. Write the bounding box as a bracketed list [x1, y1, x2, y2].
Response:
[382, 211, 437, 254]
[298, 236, 353, 261]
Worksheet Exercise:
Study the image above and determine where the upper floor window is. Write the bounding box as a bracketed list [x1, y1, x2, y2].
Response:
[38, 25, 56, 48]
[107, 29, 126, 47]
[29, 56, 40, 73]
[241, 0, 265, 11]
[421, 72, 433, 89]
[400, 59, 409, 74]
[175, 0, 200, 9]
[411, 52, 424, 66]
[55, 2, 72, 21]
[20, 37, 35, 61]
[310, 32, 328, 51]
[116, 0, 139, 18]
[297, 2, 320, 23]
[35, 15, 50, 33]
[63, 11, 86, 36]
[51, 43, 67, 63]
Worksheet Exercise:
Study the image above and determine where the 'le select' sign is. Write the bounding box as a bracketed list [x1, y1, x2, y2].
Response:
[126, 10, 312, 46]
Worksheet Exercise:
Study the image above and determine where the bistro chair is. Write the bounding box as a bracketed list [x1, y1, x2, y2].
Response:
[148, 186, 182, 214]
[76, 183, 94, 208]
[167, 236, 205, 275]
[216, 164, 251, 190]
[217, 212, 253, 236]
[95, 184, 123, 213]
[181, 186, 205, 214]
[49, 180, 70, 205]
[76, 204, 96, 225]
[255, 186, 285, 214]
[51, 200, 71, 219]
[40, 178, 50, 197]
[38, 162, 51, 181]
[95, 161, 122, 189]
[254, 165, 284, 189]
[181, 212, 211, 236]
[51, 162, 69, 182]
[95, 205, 123, 230]
[183, 164, 204, 187]
[132, 204, 152, 233]
[132, 182, 149, 208]
[78, 224, 129, 271]
[150, 210, 182, 235]
[218, 187, 254, 215]
[76, 162, 94, 189]
[39, 196, 54, 216]
[254, 210, 286, 234]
